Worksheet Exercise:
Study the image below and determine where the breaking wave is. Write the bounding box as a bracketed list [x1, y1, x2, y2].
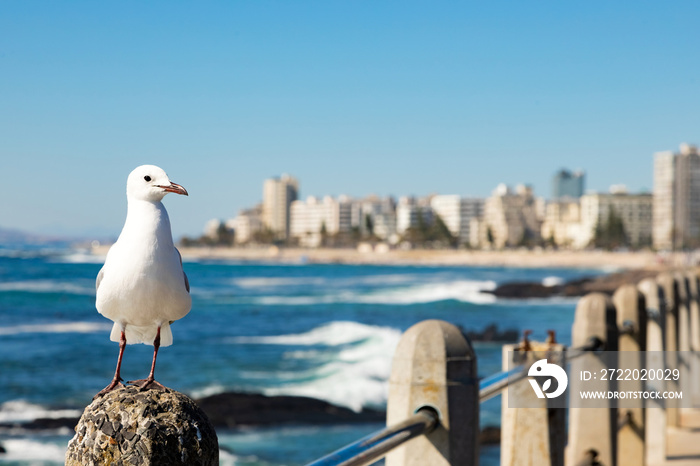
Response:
[0, 400, 81, 424]
[231, 321, 401, 411]
[0, 321, 110, 336]
[0, 279, 95, 296]
[252, 279, 497, 306]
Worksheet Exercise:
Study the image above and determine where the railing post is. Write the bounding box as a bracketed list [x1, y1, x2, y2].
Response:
[500, 340, 566, 466]
[613, 284, 646, 466]
[658, 272, 681, 428]
[638, 278, 667, 466]
[675, 273, 692, 405]
[386, 320, 478, 466]
[567, 293, 619, 466]
[687, 271, 700, 406]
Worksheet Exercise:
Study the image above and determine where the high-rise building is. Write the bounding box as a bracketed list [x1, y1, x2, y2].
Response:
[430, 195, 484, 245]
[579, 190, 653, 249]
[396, 196, 433, 234]
[653, 144, 700, 250]
[473, 184, 542, 248]
[541, 200, 582, 247]
[552, 169, 585, 199]
[262, 174, 299, 240]
[351, 195, 397, 240]
[230, 205, 263, 244]
[290, 195, 352, 247]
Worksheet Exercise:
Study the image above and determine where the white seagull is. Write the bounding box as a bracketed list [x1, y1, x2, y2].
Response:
[95, 165, 191, 397]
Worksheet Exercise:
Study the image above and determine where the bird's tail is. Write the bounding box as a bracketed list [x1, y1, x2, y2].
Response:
[110, 322, 174, 347]
[159, 323, 173, 347]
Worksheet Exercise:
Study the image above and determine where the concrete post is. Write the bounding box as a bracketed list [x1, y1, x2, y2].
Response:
[686, 272, 700, 406]
[675, 273, 692, 400]
[658, 273, 680, 427]
[386, 320, 479, 466]
[501, 342, 566, 466]
[638, 278, 667, 466]
[567, 293, 619, 466]
[613, 285, 646, 466]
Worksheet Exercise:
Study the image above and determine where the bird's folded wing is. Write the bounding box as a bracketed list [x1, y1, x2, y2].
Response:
[96, 266, 105, 292]
[175, 247, 189, 293]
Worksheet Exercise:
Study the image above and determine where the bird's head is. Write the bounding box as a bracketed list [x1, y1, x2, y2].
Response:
[126, 165, 188, 202]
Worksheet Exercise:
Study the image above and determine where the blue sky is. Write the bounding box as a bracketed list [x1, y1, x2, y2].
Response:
[1, 2, 698, 239]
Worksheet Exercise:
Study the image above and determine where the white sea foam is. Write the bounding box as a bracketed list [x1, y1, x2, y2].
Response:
[0, 438, 67, 462]
[234, 277, 328, 288]
[542, 276, 564, 287]
[0, 321, 110, 336]
[354, 280, 497, 304]
[50, 251, 105, 264]
[230, 321, 400, 346]
[188, 383, 228, 399]
[0, 400, 81, 423]
[0, 279, 94, 295]
[235, 273, 419, 289]
[232, 321, 401, 411]
[252, 279, 497, 306]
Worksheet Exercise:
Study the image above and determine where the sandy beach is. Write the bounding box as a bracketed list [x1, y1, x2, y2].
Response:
[91, 244, 686, 270]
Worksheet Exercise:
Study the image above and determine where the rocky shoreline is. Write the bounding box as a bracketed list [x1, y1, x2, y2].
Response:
[486, 268, 661, 299]
[0, 390, 501, 446]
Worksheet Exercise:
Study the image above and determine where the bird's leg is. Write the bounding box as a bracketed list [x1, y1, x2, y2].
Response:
[128, 326, 166, 391]
[94, 330, 127, 399]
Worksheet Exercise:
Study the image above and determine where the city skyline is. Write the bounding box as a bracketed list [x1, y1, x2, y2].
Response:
[1, 2, 698, 239]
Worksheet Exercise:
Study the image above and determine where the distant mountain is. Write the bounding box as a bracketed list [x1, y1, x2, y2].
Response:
[0, 226, 72, 243]
[0, 227, 36, 242]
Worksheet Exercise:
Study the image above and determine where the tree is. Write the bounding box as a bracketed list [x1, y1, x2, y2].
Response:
[364, 213, 374, 237]
[592, 207, 627, 250]
[486, 227, 494, 247]
[320, 222, 328, 247]
[433, 215, 456, 247]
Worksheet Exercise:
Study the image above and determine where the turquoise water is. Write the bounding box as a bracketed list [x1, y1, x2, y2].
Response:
[0, 242, 601, 465]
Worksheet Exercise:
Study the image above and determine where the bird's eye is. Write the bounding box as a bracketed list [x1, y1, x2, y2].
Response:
[144, 176, 152, 182]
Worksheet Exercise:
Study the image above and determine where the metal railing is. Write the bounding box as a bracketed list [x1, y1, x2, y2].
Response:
[306, 337, 603, 466]
[304, 273, 700, 466]
[307, 408, 438, 466]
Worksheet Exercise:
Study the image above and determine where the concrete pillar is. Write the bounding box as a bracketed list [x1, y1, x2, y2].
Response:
[658, 273, 680, 427]
[386, 320, 479, 466]
[613, 285, 646, 466]
[638, 277, 667, 466]
[686, 272, 700, 406]
[567, 293, 619, 466]
[501, 343, 566, 466]
[676, 274, 692, 400]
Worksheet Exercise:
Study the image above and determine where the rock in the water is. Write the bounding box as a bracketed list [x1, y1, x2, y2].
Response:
[196, 392, 384, 427]
[66, 386, 217, 465]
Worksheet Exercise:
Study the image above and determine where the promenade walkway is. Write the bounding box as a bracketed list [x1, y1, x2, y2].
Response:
[667, 408, 700, 465]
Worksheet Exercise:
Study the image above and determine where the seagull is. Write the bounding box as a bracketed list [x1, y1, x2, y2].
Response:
[94, 165, 191, 397]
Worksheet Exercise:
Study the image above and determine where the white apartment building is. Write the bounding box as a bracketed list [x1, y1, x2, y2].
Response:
[396, 196, 433, 235]
[541, 200, 583, 247]
[262, 174, 299, 240]
[653, 144, 700, 250]
[290, 196, 352, 247]
[350, 195, 397, 240]
[473, 184, 542, 249]
[229, 205, 263, 244]
[430, 195, 484, 245]
[578, 190, 653, 249]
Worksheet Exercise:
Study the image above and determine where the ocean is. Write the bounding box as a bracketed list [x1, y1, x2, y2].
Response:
[0, 242, 604, 465]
